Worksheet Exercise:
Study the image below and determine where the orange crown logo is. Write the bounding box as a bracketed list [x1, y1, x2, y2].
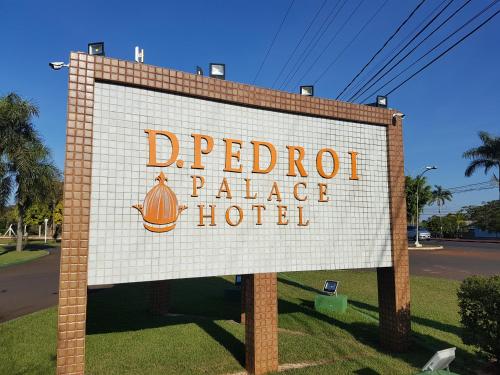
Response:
[133, 172, 187, 233]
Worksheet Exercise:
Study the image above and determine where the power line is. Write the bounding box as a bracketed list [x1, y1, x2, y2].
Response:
[252, 0, 296, 84]
[347, 0, 454, 102]
[292, 0, 367, 88]
[271, 0, 328, 88]
[385, 8, 500, 96]
[446, 180, 499, 194]
[360, 0, 499, 103]
[336, 0, 428, 100]
[279, 0, 348, 90]
[343, 0, 448, 100]
[354, 0, 473, 103]
[312, 0, 389, 85]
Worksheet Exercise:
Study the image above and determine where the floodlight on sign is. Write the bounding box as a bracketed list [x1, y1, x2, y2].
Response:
[300, 85, 314, 96]
[209, 63, 225, 79]
[196, 66, 204, 76]
[422, 347, 456, 372]
[88, 42, 105, 56]
[376, 95, 388, 108]
[323, 280, 339, 295]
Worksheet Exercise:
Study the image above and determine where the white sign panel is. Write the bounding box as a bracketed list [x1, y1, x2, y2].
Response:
[88, 82, 392, 285]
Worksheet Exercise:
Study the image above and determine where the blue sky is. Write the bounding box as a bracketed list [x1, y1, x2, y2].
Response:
[1, 0, 499, 216]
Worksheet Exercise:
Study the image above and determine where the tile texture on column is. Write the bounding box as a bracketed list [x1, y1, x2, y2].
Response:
[57, 52, 95, 375]
[244, 273, 278, 375]
[377, 117, 411, 351]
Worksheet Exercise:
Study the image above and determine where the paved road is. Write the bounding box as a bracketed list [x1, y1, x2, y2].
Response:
[0, 240, 498, 323]
[409, 240, 500, 280]
[0, 248, 60, 323]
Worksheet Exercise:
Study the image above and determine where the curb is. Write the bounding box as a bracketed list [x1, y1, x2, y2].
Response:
[408, 246, 444, 251]
[434, 238, 500, 244]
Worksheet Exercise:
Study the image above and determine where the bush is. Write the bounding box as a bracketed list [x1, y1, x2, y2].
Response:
[457, 275, 500, 362]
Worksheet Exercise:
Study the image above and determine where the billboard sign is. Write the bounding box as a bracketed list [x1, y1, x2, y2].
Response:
[88, 82, 392, 285]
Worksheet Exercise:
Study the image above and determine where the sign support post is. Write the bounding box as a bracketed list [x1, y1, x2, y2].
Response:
[377, 116, 411, 350]
[244, 273, 278, 375]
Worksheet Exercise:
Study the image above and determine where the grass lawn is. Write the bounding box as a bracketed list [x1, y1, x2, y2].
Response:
[0, 270, 483, 375]
[0, 239, 57, 267]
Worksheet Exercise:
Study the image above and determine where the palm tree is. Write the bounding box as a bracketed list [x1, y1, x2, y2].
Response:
[430, 185, 453, 238]
[405, 175, 433, 225]
[0, 93, 60, 251]
[463, 131, 500, 200]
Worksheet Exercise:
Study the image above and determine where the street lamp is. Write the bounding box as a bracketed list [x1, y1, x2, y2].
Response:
[415, 166, 437, 247]
[44, 218, 49, 244]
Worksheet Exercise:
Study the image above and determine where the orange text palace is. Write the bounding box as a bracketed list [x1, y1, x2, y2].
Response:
[143, 129, 361, 227]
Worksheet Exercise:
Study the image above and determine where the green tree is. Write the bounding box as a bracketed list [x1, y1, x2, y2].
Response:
[47, 178, 63, 235]
[405, 175, 432, 225]
[463, 131, 500, 200]
[0, 162, 11, 211]
[0, 93, 60, 251]
[424, 212, 467, 238]
[24, 202, 51, 233]
[423, 215, 441, 236]
[430, 185, 453, 238]
[53, 201, 64, 239]
[449, 212, 467, 238]
[465, 201, 500, 235]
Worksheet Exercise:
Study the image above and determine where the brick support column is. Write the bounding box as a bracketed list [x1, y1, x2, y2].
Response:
[244, 273, 278, 375]
[150, 280, 170, 316]
[377, 117, 411, 351]
[56, 52, 95, 375]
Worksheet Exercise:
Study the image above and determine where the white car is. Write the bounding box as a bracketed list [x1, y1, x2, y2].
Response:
[407, 226, 431, 240]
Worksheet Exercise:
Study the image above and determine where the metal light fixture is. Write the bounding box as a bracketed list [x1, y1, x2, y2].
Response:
[209, 63, 225, 79]
[323, 280, 339, 296]
[300, 85, 314, 96]
[88, 42, 105, 56]
[196, 66, 204, 76]
[422, 347, 456, 372]
[49, 62, 70, 70]
[376, 95, 388, 108]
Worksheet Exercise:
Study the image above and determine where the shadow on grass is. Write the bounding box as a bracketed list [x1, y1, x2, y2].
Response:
[278, 276, 322, 294]
[85, 275, 479, 373]
[86, 277, 245, 366]
[278, 297, 480, 374]
[0, 241, 58, 253]
[354, 368, 380, 375]
[348, 299, 463, 337]
[279, 274, 463, 338]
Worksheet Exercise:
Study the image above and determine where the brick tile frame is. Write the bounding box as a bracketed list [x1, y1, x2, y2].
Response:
[244, 273, 278, 375]
[377, 117, 411, 350]
[57, 52, 409, 374]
